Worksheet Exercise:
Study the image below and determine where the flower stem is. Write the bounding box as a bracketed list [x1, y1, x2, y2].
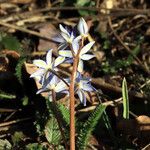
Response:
[69, 57, 78, 150]
[69, 38, 84, 150]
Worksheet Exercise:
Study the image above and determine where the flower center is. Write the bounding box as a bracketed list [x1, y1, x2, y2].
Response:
[77, 82, 83, 89]
[51, 84, 56, 90]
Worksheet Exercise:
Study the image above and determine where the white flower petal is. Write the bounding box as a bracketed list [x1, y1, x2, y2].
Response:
[77, 59, 83, 73]
[77, 90, 83, 103]
[82, 84, 93, 92]
[80, 54, 95, 60]
[33, 60, 47, 68]
[58, 43, 68, 50]
[52, 35, 65, 43]
[77, 90, 86, 106]
[72, 37, 80, 54]
[50, 75, 59, 86]
[59, 24, 70, 36]
[46, 49, 52, 65]
[61, 32, 70, 42]
[55, 81, 67, 93]
[30, 69, 45, 78]
[80, 41, 95, 55]
[78, 18, 88, 36]
[54, 56, 65, 67]
[70, 32, 75, 41]
[59, 50, 73, 58]
[83, 93, 87, 106]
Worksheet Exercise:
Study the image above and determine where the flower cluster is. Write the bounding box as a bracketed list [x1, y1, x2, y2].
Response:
[30, 18, 96, 106]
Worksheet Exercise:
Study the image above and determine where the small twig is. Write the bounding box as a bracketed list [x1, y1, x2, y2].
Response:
[108, 16, 150, 75]
[22, 6, 150, 15]
[4, 110, 17, 121]
[0, 117, 31, 127]
[2, 6, 150, 24]
[0, 108, 18, 113]
[0, 21, 54, 41]
[142, 143, 150, 150]
[77, 98, 122, 113]
[129, 111, 138, 118]
[139, 79, 150, 89]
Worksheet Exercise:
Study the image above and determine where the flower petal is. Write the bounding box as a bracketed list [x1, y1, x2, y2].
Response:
[80, 41, 95, 55]
[61, 32, 70, 42]
[52, 34, 65, 43]
[72, 36, 81, 55]
[59, 24, 70, 36]
[42, 73, 54, 87]
[46, 49, 52, 65]
[77, 59, 83, 73]
[65, 58, 73, 63]
[59, 50, 73, 58]
[77, 90, 83, 103]
[58, 43, 68, 50]
[82, 83, 94, 92]
[33, 60, 47, 68]
[30, 69, 45, 78]
[50, 75, 59, 86]
[83, 94, 86, 106]
[78, 18, 88, 36]
[80, 54, 95, 60]
[36, 87, 49, 94]
[55, 81, 67, 93]
[77, 90, 86, 106]
[54, 56, 65, 67]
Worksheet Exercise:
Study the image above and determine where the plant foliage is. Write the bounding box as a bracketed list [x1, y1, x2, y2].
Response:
[76, 104, 106, 150]
[15, 57, 26, 85]
[44, 117, 61, 145]
[0, 33, 22, 52]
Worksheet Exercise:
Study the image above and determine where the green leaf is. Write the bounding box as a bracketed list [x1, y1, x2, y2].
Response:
[0, 90, 16, 99]
[122, 78, 129, 119]
[0, 139, 12, 150]
[11, 131, 25, 145]
[26, 143, 47, 150]
[47, 101, 70, 127]
[22, 95, 29, 106]
[76, 0, 95, 16]
[15, 57, 26, 85]
[77, 104, 106, 150]
[1, 35, 21, 51]
[127, 45, 141, 65]
[45, 117, 61, 145]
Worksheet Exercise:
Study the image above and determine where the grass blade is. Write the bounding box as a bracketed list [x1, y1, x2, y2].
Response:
[122, 78, 129, 119]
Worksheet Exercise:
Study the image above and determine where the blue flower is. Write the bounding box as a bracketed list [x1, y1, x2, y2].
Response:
[77, 18, 89, 37]
[75, 73, 95, 106]
[36, 75, 69, 101]
[30, 49, 65, 85]
[53, 24, 75, 50]
[59, 24, 74, 44]
[59, 38, 95, 72]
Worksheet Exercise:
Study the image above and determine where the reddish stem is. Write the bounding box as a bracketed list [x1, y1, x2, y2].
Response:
[69, 57, 79, 150]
